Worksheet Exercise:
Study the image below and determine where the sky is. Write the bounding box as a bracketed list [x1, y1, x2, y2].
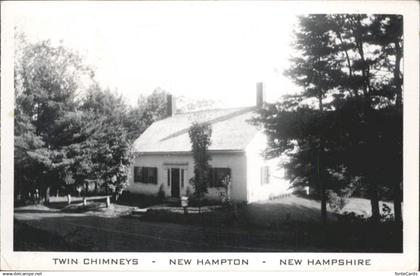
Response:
[12, 1, 300, 108]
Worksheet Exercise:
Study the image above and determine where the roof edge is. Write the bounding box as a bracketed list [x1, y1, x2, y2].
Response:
[134, 149, 246, 156]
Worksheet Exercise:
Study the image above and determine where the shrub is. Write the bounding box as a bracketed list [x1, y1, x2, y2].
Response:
[327, 190, 349, 212]
[380, 203, 394, 222]
[157, 184, 165, 200]
[337, 211, 367, 223]
[186, 186, 192, 197]
[117, 191, 162, 208]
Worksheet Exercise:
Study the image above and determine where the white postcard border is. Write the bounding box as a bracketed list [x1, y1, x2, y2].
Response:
[1, 0, 419, 271]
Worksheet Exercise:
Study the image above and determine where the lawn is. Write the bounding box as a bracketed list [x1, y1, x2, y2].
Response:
[14, 195, 402, 252]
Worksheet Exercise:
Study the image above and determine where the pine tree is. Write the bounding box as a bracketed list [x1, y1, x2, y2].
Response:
[255, 14, 403, 224]
[14, 38, 95, 200]
[284, 14, 344, 223]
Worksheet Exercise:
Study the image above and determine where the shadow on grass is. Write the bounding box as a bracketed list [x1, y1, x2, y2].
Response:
[14, 219, 91, 251]
[46, 202, 72, 209]
[60, 202, 106, 213]
[14, 209, 60, 214]
[13, 195, 403, 253]
[139, 206, 402, 253]
[14, 209, 402, 252]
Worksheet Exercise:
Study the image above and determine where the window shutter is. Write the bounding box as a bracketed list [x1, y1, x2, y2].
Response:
[141, 167, 146, 183]
[152, 167, 158, 184]
[209, 168, 214, 187]
[134, 166, 143, 183]
[181, 169, 184, 188]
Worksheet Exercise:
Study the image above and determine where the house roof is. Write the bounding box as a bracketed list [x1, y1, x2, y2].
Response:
[132, 106, 260, 153]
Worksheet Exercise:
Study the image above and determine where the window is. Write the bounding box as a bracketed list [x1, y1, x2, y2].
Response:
[209, 168, 231, 188]
[261, 166, 270, 185]
[134, 166, 158, 184]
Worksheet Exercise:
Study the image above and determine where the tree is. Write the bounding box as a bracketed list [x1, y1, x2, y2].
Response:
[188, 122, 212, 210]
[331, 14, 403, 223]
[125, 88, 169, 141]
[14, 36, 179, 202]
[78, 85, 132, 197]
[284, 14, 345, 223]
[254, 14, 403, 224]
[14, 37, 134, 201]
[14, 38, 95, 200]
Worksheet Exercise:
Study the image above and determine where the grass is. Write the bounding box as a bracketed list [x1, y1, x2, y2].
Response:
[14, 219, 90, 251]
[14, 194, 402, 252]
[137, 196, 402, 252]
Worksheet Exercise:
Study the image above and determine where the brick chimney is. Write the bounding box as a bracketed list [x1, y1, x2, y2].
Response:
[166, 94, 176, 117]
[256, 82, 266, 108]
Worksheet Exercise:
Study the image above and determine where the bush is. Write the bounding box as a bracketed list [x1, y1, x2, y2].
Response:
[157, 184, 165, 201]
[187, 195, 221, 207]
[186, 186, 192, 197]
[327, 190, 349, 212]
[380, 203, 394, 222]
[337, 211, 367, 223]
[117, 191, 162, 208]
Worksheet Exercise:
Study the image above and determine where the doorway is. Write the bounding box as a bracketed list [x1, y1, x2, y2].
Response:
[170, 168, 180, 198]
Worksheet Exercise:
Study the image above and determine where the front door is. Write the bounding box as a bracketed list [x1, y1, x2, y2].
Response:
[171, 168, 180, 198]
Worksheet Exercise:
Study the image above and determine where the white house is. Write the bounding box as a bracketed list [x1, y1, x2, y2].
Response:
[126, 83, 292, 203]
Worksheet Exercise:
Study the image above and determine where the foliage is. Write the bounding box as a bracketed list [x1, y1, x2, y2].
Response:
[14, 36, 218, 203]
[186, 186, 193, 197]
[337, 211, 368, 224]
[14, 37, 169, 201]
[380, 203, 394, 222]
[327, 190, 349, 212]
[188, 122, 212, 202]
[14, 37, 95, 198]
[78, 85, 132, 195]
[125, 88, 169, 141]
[157, 184, 165, 200]
[253, 14, 403, 224]
[217, 175, 232, 205]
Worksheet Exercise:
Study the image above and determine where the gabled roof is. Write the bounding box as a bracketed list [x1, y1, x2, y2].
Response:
[132, 106, 260, 153]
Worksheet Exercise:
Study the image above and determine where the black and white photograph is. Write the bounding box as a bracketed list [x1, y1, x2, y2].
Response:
[1, 0, 419, 272]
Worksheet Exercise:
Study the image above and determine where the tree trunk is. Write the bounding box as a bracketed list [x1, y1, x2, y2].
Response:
[393, 38, 403, 224]
[320, 179, 327, 224]
[354, 20, 380, 223]
[369, 181, 380, 223]
[317, 95, 327, 224]
[318, 143, 327, 224]
[394, 40, 402, 108]
[45, 186, 50, 204]
[393, 181, 402, 224]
